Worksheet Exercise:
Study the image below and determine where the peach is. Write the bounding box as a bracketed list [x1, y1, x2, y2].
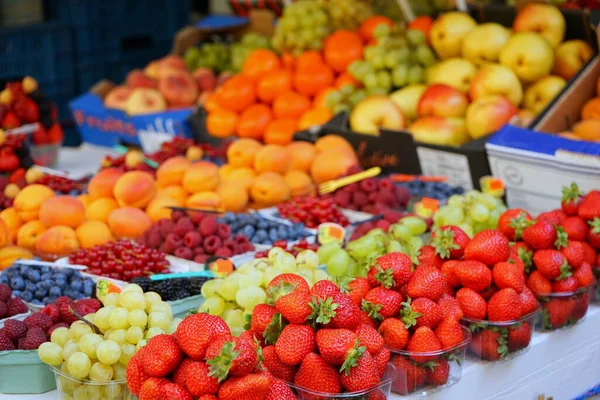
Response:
[77, 194, 93, 208]
[35, 226, 80, 260]
[418, 84, 469, 118]
[186, 191, 222, 210]
[86, 197, 119, 223]
[39, 196, 86, 228]
[157, 186, 189, 205]
[13, 184, 55, 222]
[250, 172, 291, 207]
[286, 141, 317, 173]
[193, 67, 217, 92]
[311, 150, 358, 184]
[159, 55, 187, 73]
[125, 88, 167, 115]
[156, 156, 192, 187]
[216, 182, 249, 212]
[107, 207, 153, 239]
[315, 134, 355, 155]
[113, 171, 157, 208]
[104, 86, 133, 110]
[285, 170, 315, 197]
[76, 221, 114, 249]
[182, 161, 220, 194]
[224, 167, 256, 190]
[572, 119, 600, 142]
[88, 168, 123, 200]
[0, 207, 21, 242]
[254, 144, 292, 174]
[0, 246, 33, 270]
[0, 218, 10, 248]
[126, 69, 157, 88]
[17, 220, 46, 251]
[227, 138, 263, 168]
[158, 70, 198, 107]
[146, 194, 185, 222]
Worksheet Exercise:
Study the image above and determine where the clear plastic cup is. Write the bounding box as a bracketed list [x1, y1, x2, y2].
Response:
[462, 308, 539, 362]
[388, 326, 471, 396]
[535, 284, 595, 331]
[592, 267, 600, 302]
[51, 366, 133, 400]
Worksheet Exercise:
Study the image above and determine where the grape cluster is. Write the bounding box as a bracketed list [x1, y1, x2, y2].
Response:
[277, 196, 349, 228]
[327, 0, 373, 30]
[184, 42, 231, 73]
[272, 0, 331, 55]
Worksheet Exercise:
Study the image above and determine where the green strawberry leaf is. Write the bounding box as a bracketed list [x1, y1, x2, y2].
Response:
[243, 313, 252, 331]
[263, 312, 285, 345]
[431, 228, 460, 260]
[496, 331, 509, 359]
[561, 182, 583, 203]
[422, 361, 439, 372]
[446, 351, 462, 367]
[340, 339, 367, 376]
[186, 309, 198, 317]
[333, 276, 352, 294]
[400, 297, 422, 329]
[557, 260, 573, 280]
[374, 264, 396, 289]
[517, 247, 533, 273]
[207, 341, 241, 382]
[554, 226, 568, 249]
[468, 323, 487, 333]
[361, 299, 383, 321]
[508, 213, 533, 240]
[541, 308, 551, 329]
[308, 296, 339, 325]
[255, 338, 264, 366]
[588, 217, 600, 234]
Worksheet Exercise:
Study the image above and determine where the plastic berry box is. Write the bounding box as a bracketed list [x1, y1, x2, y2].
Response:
[535, 284, 595, 331]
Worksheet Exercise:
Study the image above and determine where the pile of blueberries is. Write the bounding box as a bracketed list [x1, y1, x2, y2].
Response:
[219, 212, 311, 245]
[0, 263, 95, 306]
[395, 180, 465, 201]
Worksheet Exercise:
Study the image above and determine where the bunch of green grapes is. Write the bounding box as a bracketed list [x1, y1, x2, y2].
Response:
[433, 190, 507, 237]
[272, 0, 331, 55]
[324, 84, 368, 115]
[348, 24, 437, 95]
[326, 0, 374, 30]
[184, 42, 231, 73]
[199, 248, 327, 334]
[230, 32, 272, 72]
[38, 284, 178, 395]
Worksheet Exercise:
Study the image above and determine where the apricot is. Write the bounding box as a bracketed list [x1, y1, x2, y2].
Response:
[572, 119, 600, 142]
[88, 168, 123, 200]
[286, 141, 317, 173]
[224, 167, 256, 190]
[311, 149, 358, 184]
[0, 218, 10, 248]
[218, 164, 236, 181]
[216, 182, 249, 212]
[254, 144, 292, 174]
[0, 246, 33, 270]
[146, 194, 185, 222]
[107, 207, 153, 239]
[315, 134, 355, 155]
[581, 97, 600, 121]
[17, 220, 46, 251]
[86, 198, 119, 223]
[0, 207, 21, 242]
[284, 170, 315, 197]
[250, 172, 291, 207]
[35, 226, 80, 260]
[156, 186, 189, 205]
[186, 191, 222, 211]
[13, 184, 56, 222]
[227, 138, 263, 168]
[39, 196, 86, 228]
[156, 156, 192, 187]
[76, 221, 114, 249]
[77, 194, 93, 208]
[182, 161, 220, 194]
[113, 171, 157, 208]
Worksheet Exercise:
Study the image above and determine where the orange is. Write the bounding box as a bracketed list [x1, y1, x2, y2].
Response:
[282, 52, 295, 71]
[203, 91, 221, 112]
[206, 109, 238, 138]
[359, 16, 394, 43]
[257, 69, 292, 104]
[313, 87, 336, 109]
[296, 51, 324, 70]
[264, 119, 297, 145]
[298, 108, 333, 131]
[216, 75, 256, 113]
[324, 30, 364, 73]
[236, 104, 273, 140]
[335, 72, 361, 89]
[242, 49, 281, 81]
[273, 91, 311, 119]
[293, 63, 335, 98]
[315, 134, 355, 155]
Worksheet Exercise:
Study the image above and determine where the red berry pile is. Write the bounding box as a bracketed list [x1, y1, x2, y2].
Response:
[0, 284, 28, 321]
[139, 210, 254, 264]
[0, 176, 14, 210]
[68, 239, 169, 282]
[350, 208, 409, 241]
[278, 196, 349, 228]
[255, 238, 318, 258]
[36, 174, 89, 194]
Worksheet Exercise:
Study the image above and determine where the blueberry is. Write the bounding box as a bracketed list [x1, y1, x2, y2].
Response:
[255, 229, 267, 242]
[263, 239, 272, 245]
[25, 282, 36, 293]
[247, 215, 257, 225]
[230, 222, 239, 232]
[452, 187, 465, 194]
[12, 290, 21, 297]
[10, 277, 25, 290]
[268, 229, 278, 242]
[55, 280, 67, 290]
[243, 225, 255, 238]
[40, 266, 50, 274]
[257, 220, 268, 229]
[72, 271, 82, 279]
[277, 226, 288, 239]
[41, 273, 51, 281]
[27, 270, 40, 282]
[71, 280, 83, 292]
[0, 276, 8, 284]
[73, 292, 84, 300]
[49, 286, 62, 297]
[238, 214, 248, 224]
[31, 299, 42, 305]
[35, 288, 47, 299]
[42, 297, 50, 304]
[20, 291, 33, 302]
[41, 280, 53, 290]
[83, 286, 93, 297]
[62, 268, 74, 277]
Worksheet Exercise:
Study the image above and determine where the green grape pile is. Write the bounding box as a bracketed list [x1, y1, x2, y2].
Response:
[230, 32, 272, 72]
[272, 0, 331, 55]
[326, 0, 374, 30]
[348, 25, 437, 95]
[433, 190, 507, 237]
[324, 84, 367, 115]
[184, 42, 231, 73]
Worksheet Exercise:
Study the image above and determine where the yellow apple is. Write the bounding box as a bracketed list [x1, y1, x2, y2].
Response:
[465, 95, 518, 139]
[426, 58, 477, 92]
[409, 117, 470, 146]
[523, 75, 566, 115]
[417, 84, 469, 118]
[499, 32, 554, 83]
[389, 84, 427, 122]
[350, 95, 406, 135]
[517, 109, 536, 128]
[469, 64, 523, 107]
[513, 3, 566, 49]
[552, 40, 594, 81]
[430, 12, 477, 60]
[461, 23, 511, 67]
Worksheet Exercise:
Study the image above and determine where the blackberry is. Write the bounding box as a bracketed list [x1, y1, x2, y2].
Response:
[131, 277, 152, 292]
[171, 289, 191, 301]
[186, 277, 209, 295]
[153, 279, 187, 301]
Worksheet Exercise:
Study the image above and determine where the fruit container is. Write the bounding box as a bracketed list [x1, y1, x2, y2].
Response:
[168, 293, 204, 319]
[52, 366, 133, 400]
[0, 312, 29, 328]
[535, 284, 595, 331]
[0, 350, 56, 394]
[592, 267, 600, 302]
[30, 142, 61, 168]
[286, 364, 397, 399]
[461, 308, 539, 362]
[388, 326, 471, 396]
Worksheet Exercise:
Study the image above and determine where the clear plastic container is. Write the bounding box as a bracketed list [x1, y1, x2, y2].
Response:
[52, 366, 133, 400]
[462, 308, 539, 362]
[30, 143, 61, 168]
[592, 267, 600, 302]
[287, 364, 396, 399]
[535, 284, 595, 331]
[388, 326, 470, 396]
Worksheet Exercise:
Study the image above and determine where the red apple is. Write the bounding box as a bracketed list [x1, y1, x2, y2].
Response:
[409, 116, 470, 146]
[417, 84, 469, 119]
[465, 95, 518, 139]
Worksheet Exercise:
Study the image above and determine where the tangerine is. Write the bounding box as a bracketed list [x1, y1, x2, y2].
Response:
[293, 63, 334, 98]
[216, 75, 256, 112]
[324, 30, 364, 73]
[335, 72, 361, 89]
[359, 16, 394, 43]
[203, 91, 221, 112]
[264, 118, 298, 145]
[298, 108, 332, 131]
[296, 51, 324, 70]
[242, 49, 281, 81]
[236, 103, 273, 140]
[206, 109, 238, 138]
[273, 91, 311, 119]
[313, 87, 336, 109]
[257, 69, 292, 104]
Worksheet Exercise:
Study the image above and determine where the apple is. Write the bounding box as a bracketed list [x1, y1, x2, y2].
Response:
[461, 23, 511, 67]
[417, 84, 469, 118]
[430, 12, 477, 60]
[389, 84, 427, 122]
[523, 75, 566, 115]
[469, 64, 523, 107]
[513, 3, 566, 49]
[409, 116, 470, 146]
[426, 58, 477, 92]
[499, 32, 554, 83]
[350, 95, 406, 135]
[465, 95, 518, 139]
[552, 40, 594, 81]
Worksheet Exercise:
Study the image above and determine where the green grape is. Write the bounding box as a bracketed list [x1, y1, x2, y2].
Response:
[333, 104, 351, 114]
[38, 342, 64, 366]
[89, 362, 113, 382]
[144, 292, 162, 313]
[217, 276, 239, 301]
[371, 54, 385, 70]
[489, 208, 502, 227]
[389, 223, 413, 242]
[145, 327, 164, 339]
[397, 47, 411, 63]
[409, 236, 424, 250]
[103, 293, 120, 307]
[317, 241, 342, 264]
[96, 340, 121, 366]
[263, 267, 283, 287]
[236, 286, 266, 310]
[392, 64, 409, 87]
[79, 333, 103, 359]
[346, 257, 361, 277]
[222, 309, 245, 330]
[470, 203, 490, 223]
[108, 308, 129, 330]
[326, 249, 351, 277]
[313, 269, 330, 282]
[107, 329, 127, 346]
[364, 46, 380, 61]
[416, 45, 437, 67]
[295, 268, 314, 287]
[51, 327, 70, 347]
[373, 23, 392, 38]
[136, 340, 147, 351]
[433, 210, 446, 227]
[377, 70, 392, 92]
[268, 247, 286, 263]
[348, 89, 367, 106]
[443, 206, 465, 226]
[169, 318, 182, 334]
[119, 343, 136, 365]
[407, 65, 425, 84]
[149, 312, 171, 331]
[126, 326, 144, 345]
[273, 252, 297, 272]
[347, 236, 378, 259]
[367, 87, 388, 95]
[386, 240, 405, 253]
[67, 352, 92, 379]
[122, 284, 143, 294]
[339, 84, 354, 97]
[112, 363, 126, 381]
[401, 216, 428, 235]
[479, 193, 499, 210]
[62, 340, 80, 362]
[199, 296, 226, 316]
[458, 223, 475, 238]
[406, 29, 426, 46]
[364, 72, 379, 90]
[239, 270, 264, 288]
[296, 250, 320, 269]
[120, 291, 147, 311]
[128, 309, 148, 328]
[384, 52, 401, 69]
[447, 195, 465, 207]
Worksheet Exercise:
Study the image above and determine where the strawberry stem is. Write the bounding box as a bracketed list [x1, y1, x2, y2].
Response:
[308, 296, 339, 325]
[340, 339, 366, 376]
[400, 297, 422, 329]
[361, 299, 383, 321]
[431, 229, 459, 260]
[556, 260, 573, 280]
[374, 265, 395, 289]
[263, 313, 284, 345]
[554, 226, 568, 249]
[561, 182, 583, 203]
[207, 341, 241, 382]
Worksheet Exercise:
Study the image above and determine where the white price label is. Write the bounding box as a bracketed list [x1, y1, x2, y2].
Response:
[417, 147, 473, 190]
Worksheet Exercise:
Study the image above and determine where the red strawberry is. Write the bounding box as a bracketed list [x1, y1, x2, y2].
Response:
[574, 262, 595, 288]
[13, 95, 39, 123]
[172, 358, 193, 387]
[456, 288, 487, 320]
[425, 358, 450, 386]
[527, 270, 552, 294]
[581, 241, 597, 264]
[492, 262, 525, 293]
[542, 298, 576, 329]
[405, 297, 442, 329]
[533, 249, 571, 280]
[367, 389, 388, 400]
[274, 288, 312, 325]
[294, 353, 342, 394]
[416, 245, 444, 268]
[139, 377, 170, 400]
[47, 123, 64, 144]
[563, 216, 588, 241]
[358, 309, 378, 329]
[487, 288, 522, 322]
[407, 265, 446, 301]
[479, 285, 498, 301]
[508, 242, 533, 272]
[160, 383, 193, 400]
[275, 324, 315, 366]
[310, 280, 340, 300]
[310, 292, 362, 330]
[368, 252, 412, 289]
[552, 276, 579, 293]
[249, 304, 277, 336]
[561, 182, 584, 216]
[265, 379, 296, 400]
[523, 221, 557, 250]
[175, 313, 230, 360]
[454, 260, 493, 292]
[519, 287, 540, 316]
[560, 240, 585, 269]
[206, 335, 259, 378]
[218, 373, 271, 400]
[588, 217, 600, 249]
[469, 329, 507, 361]
[498, 208, 532, 241]
[362, 287, 403, 321]
[316, 328, 360, 367]
[437, 293, 464, 320]
[142, 334, 182, 377]
[126, 350, 149, 396]
[538, 209, 567, 226]
[440, 260, 461, 288]
[390, 356, 426, 394]
[355, 323, 384, 355]
[434, 317, 464, 350]
[378, 318, 409, 350]
[267, 273, 310, 301]
[262, 345, 296, 382]
[507, 322, 532, 352]
[578, 190, 600, 221]
[407, 326, 442, 364]
[184, 361, 220, 396]
[464, 230, 510, 266]
[2, 111, 20, 130]
[347, 277, 371, 306]
[372, 347, 390, 378]
[572, 291, 590, 320]
[340, 350, 380, 392]
[431, 225, 470, 259]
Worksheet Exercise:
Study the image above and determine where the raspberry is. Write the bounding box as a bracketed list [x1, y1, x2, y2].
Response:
[203, 235, 222, 255]
[174, 247, 193, 260]
[183, 231, 202, 248]
[48, 322, 69, 335]
[146, 230, 163, 248]
[189, 212, 204, 225]
[174, 217, 195, 237]
[4, 319, 27, 340]
[0, 283, 11, 302]
[74, 299, 102, 316]
[378, 178, 395, 191]
[234, 235, 249, 244]
[352, 191, 368, 207]
[334, 190, 351, 208]
[54, 296, 75, 308]
[7, 297, 27, 317]
[57, 302, 78, 326]
[359, 178, 377, 192]
[199, 216, 218, 236]
[157, 219, 176, 238]
[0, 301, 7, 319]
[375, 219, 391, 232]
[193, 247, 205, 255]
[216, 223, 231, 239]
[214, 247, 232, 258]
[375, 191, 395, 206]
[25, 313, 53, 332]
[164, 233, 183, 254]
[19, 326, 47, 350]
[41, 304, 60, 324]
[193, 254, 208, 264]
[0, 331, 15, 351]
[171, 210, 186, 221]
[241, 243, 254, 253]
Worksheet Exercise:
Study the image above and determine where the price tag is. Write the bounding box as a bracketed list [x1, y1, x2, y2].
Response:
[480, 176, 505, 198]
[208, 258, 234, 278]
[96, 280, 122, 304]
[317, 223, 346, 245]
[414, 197, 439, 218]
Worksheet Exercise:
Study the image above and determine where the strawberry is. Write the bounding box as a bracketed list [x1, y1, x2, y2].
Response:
[523, 221, 557, 250]
[275, 288, 312, 325]
[533, 249, 571, 280]
[561, 182, 584, 215]
[508, 242, 533, 272]
[507, 322, 532, 352]
[492, 262, 525, 293]
[498, 208, 532, 241]
[310, 292, 361, 330]
[160, 383, 193, 400]
[172, 358, 193, 387]
[487, 288, 522, 322]
[13, 96, 39, 123]
[563, 216, 588, 241]
[1, 111, 20, 130]
[390, 356, 426, 394]
[358, 308, 378, 329]
[404, 297, 442, 329]
[407, 265, 446, 301]
[464, 230, 510, 266]
[294, 353, 342, 394]
[469, 329, 507, 361]
[362, 287, 403, 321]
[198, 396, 218, 400]
[249, 304, 278, 336]
[455, 288, 487, 320]
[372, 347, 390, 378]
[542, 298, 576, 329]
[262, 345, 296, 382]
[440, 260, 461, 288]
[310, 280, 340, 300]
[275, 324, 315, 366]
[126, 350, 149, 396]
[175, 313, 230, 360]
[407, 326, 442, 364]
[368, 252, 412, 289]
[355, 323, 384, 355]
[340, 350, 380, 392]
[454, 260, 493, 292]
[519, 287, 540, 316]
[416, 245, 444, 268]
[527, 270, 552, 294]
[315, 328, 360, 367]
[139, 377, 170, 400]
[431, 225, 470, 259]
[206, 335, 258, 379]
[578, 190, 600, 221]
[141, 334, 182, 377]
[572, 291, 590, 320]
[581, 241, 598, 264]
[574, 262, 595, 288]
[434, 317, 464, 350]
[378, 318, 409, 350]
[437, 293, 464, 320]
[367, 389, 388, 400]
[46, 123, 64, 144]
[538, 209, 567, 226]
[218, 373, 271, 400]
[267, 273, 310, 302]
[347, 277, 371, 306]
[265, 379, 296, 400]
[560, 240, 585, 269]
[552, 276, 579, 293]
[588, 217, 600, 249]
[425, 358, 450, 386]
[479, 285, 498, 301]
